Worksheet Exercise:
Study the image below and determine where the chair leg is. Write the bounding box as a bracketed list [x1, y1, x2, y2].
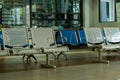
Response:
[117, 49, 120, 55]
[27, 55, 37, 63]
[40, 53, 56, 69]
[51, 52, 57, 59]
[22, 54, 26, 61]
[93, 48, 109, 63]
[57, 51, 68, 60]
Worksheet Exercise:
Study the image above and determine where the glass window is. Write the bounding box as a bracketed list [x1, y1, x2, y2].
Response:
[32, 0, 56, 27]
[2, 0, 26, 28]
[32, 0, 83, 29]
[116, 0, 120, 23]
[99, 0, 116, 22]
[0, 4, 2, 31]
[1, 0, 83, 29]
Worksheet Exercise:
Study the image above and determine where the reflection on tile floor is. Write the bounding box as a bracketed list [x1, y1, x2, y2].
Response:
[0, 49, 120, 80]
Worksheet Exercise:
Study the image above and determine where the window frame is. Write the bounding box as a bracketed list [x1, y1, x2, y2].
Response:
[99, 0, 116, 22]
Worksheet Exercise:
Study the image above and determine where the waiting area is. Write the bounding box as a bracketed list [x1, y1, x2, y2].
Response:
[0, 0, 120, 80]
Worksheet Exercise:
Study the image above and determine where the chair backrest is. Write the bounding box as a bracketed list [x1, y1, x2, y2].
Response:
[2, 28, 29, 49]
[83, 27, 104, 47]
[30, 28, 55, 48]
[0, 32, 3, 49]
[55, 30, 79, 45]
[77, 29, 87, 45]
[55, 31, 63, 44]
[103, 27, 120, 45]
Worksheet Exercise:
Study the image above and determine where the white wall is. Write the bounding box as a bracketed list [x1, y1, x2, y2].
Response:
[83, 0, 90, 27]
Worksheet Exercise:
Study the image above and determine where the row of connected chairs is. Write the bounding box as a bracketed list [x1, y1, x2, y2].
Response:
[55, 27, 120, 63]
[1, 28, 69, 68]
[0, 27, 119, 68]
[84, 27, 120, 63]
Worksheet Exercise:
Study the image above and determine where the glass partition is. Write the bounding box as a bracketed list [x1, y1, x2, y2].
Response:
[116, 0, 120, 23]
[1, 0, 83, 29]
[32, 0, 56, 27]
[0, 4, 2, 29]
[56, 0, 82, 29]
[32, 0, 83, 29]
[2, 0, 26, 28]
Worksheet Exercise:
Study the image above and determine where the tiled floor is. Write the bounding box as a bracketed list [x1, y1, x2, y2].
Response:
[0, 49, 120, 80]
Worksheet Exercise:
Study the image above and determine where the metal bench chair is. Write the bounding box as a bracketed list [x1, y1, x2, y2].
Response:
[30, 28, 69, 68]
[83, 27, 109, 63]
[102, 27, 120, 54]
[2, 28, 38, 63]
